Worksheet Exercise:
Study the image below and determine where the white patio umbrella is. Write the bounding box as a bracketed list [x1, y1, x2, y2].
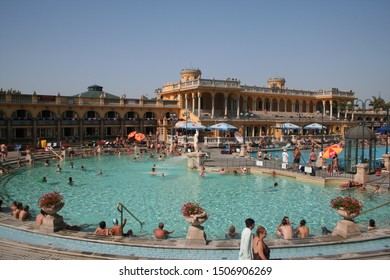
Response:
[207, 122, 238, 131]
[303, 123, 327, 130]
[274, 122, 301, 130]
[175, 121, 206, 130]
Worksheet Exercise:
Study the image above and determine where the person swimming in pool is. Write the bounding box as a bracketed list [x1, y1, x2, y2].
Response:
[151, 164, 157, 174]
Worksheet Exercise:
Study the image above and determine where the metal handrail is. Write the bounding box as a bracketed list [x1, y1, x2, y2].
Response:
[360, 201, 390, 216]
[117, 203, 145, 228]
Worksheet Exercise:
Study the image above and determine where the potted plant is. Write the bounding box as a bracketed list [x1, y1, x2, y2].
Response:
[181, 202, 208, 226]
[330, 196, 363, 221]
[38, 191, 64, 215]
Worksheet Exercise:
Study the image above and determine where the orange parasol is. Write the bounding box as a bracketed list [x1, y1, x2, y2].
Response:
[128, 131, 137, 139]
[322, 144, 343, 159]
[134, 133, 146, 142]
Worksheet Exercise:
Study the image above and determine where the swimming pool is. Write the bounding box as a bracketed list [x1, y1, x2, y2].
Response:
[1, 153, 389, 240]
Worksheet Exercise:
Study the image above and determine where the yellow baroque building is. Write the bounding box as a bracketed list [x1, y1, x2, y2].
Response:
[160, 69, 365, 139]
[0, 69, 385, 146]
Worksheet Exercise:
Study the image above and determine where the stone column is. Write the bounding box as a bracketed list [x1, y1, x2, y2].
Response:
[236, 98, 240, 119]
[243, 96, 247, 111]
[32, 119, 37, 146]
[224, 94, 228, 118]
[79, 120, 84, 144]
[57, 119, 61, 144]
[192, 92, 196, 113]
[197, 92, 201, 117]
[100, 119, 104, 140]
[354, 163, 368, 185]
[186, 152, 205, 169]
[211, 93, 215, 119]
[121, 118, 124, 138]
[330, 100, 333, 120]
[382, 154, 390, 171]
[7, 118, 12, 144]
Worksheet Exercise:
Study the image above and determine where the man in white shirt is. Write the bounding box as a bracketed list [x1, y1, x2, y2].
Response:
[239, 218, 255, 260]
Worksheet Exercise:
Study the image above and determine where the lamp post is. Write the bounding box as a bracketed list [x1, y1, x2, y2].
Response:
[239, 111, 254, 156]
[182, 110, 190, 150]
[384, 105, 390, 154]
[354, 99, 372, 163]
[320, 106, 329, 152]
[169, 113, 176, 151]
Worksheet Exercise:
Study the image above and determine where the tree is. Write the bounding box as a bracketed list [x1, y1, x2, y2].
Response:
[0, 88, 22, 94]
[371, 96, 386, 109]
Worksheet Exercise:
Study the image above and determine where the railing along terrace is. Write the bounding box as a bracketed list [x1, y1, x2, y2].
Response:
[162, 78, 354, 97]
[0, 93, 180, 108]
[251, 158, 354, 179]
[241, 86, 354, 97]
[12, 95, 32, 103]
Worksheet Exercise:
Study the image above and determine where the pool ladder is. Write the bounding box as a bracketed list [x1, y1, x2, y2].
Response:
[117, 203, 145, 229]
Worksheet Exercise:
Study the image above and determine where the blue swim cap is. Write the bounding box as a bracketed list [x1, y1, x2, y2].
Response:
[112, 218, 118, 225]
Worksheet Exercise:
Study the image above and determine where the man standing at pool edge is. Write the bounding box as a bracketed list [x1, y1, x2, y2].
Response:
[239, 218, 255, 260]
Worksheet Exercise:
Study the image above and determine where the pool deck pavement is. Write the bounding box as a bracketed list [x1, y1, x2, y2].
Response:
[0, 148, 390, 260]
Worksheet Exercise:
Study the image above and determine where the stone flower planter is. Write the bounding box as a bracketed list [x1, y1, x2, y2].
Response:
[183, 212, 209, 245]
[336, 208, 360, 221]
[184, 212, 209, 226]
[40, 201, 67, 232]
[41, 201, 64, 215]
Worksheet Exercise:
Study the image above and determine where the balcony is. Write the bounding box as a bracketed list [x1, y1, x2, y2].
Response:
[124, 119, 140, 125]
[82, 119, 101, 125]
[142, 119, 157, 125]
[61, 119, 80, 125]
[11, 119, 33, 126]
[104, 119, 121, 125]
[37, 119, 57, 126]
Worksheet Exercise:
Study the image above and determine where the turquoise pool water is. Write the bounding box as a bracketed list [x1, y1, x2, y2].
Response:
[1, 153, 389, 240]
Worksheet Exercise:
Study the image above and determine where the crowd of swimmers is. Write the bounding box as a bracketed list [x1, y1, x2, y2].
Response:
[0, 141, 387, 257]
[0, 199, 81, 230]
[93, 218, 174, 240]
[0, 197, 382, 255]
[3, 200, 33, 221]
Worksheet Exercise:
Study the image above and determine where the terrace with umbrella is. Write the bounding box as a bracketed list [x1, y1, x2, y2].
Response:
[207, 122, 238, 138]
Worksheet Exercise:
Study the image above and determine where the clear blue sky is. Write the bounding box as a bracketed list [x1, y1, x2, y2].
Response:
[1, 0, 389, 101]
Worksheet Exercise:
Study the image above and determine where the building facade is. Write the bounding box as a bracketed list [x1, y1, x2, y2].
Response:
[0, 69, 386, 146]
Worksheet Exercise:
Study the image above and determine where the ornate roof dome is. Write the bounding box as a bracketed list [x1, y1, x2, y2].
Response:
[345, 125, 376, 140]
[73, 85, 119, 99]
